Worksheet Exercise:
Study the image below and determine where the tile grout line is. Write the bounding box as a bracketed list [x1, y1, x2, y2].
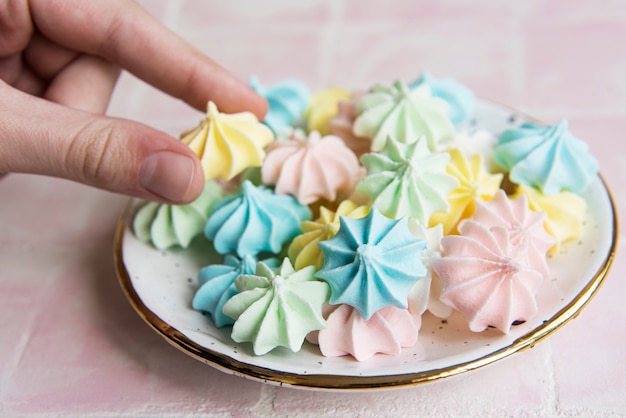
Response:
[317, 0, 345, 87]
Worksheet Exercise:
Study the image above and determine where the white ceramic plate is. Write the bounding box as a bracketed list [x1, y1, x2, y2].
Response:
[115, 100, 618, 390]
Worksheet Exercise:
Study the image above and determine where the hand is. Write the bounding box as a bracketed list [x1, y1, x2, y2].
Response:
[0, 0, 268, 203]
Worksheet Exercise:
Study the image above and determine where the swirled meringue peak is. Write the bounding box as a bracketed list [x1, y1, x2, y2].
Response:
[407, 223, 452, 318]
[494, 120, 598, 195]
[315, 208, 427, 320]
[193, 254, 279, 328]
[180, 101, 274, 181]
[409, 71, 476, 125]
[353, 80, 455, 152]
[470, 190, 555, 278]
[222, 258, 330, 355]
[429, 148, 503, 234]
[357, 135, 458, 225]
[249, 75, 310, 135]
[513, 184, 587, 249]
[205, 180, 311, 257]
[133, 181, 223, 250]
[288, 200, 371, 270]
[317, 305, 420, 361]
[261, 130, 362, 205]
[433, 221, 544, 333]
[305, 87, 352, 135]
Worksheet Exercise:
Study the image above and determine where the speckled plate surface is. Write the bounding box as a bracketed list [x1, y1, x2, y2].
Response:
[114, 100, 618, 391]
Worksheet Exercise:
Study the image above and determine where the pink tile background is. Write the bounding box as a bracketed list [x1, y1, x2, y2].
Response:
[2, 0, 626, 416]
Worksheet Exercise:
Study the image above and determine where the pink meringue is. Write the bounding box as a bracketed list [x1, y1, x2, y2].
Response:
[317, 305, 420, 361]
[433, 221, 544, 333]
[262, 131, 362, 205]
[470, 190, 555, 279]
[328, 96, 372, 157]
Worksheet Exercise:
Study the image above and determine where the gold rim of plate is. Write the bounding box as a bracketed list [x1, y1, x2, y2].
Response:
[114, 175, 618, 391]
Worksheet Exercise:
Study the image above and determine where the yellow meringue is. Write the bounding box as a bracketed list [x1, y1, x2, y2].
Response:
[513, 184, 587, 252]
[305, 87, 352, 135]
[288, 200, 370, 270]
[180, 101, 274, 181]
[429, 149, 503, 234]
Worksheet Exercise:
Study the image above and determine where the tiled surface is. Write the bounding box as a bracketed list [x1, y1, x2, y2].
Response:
[2, 0, 625, 416]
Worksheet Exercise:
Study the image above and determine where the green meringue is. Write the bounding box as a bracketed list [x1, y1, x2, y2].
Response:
[222, 259, 330, 355]
[357, 135, 458, 226]
[353, 81, 455, 152]
[133, 181, 223, 250]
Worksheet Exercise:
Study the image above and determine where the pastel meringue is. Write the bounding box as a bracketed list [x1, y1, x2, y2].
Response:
[288, 200, 371, 270]
[513, 184, 587, 249]
[407, 223, 452, 318]
[133, 181, 223, 250]
[261, 131, 362, 204]
[328, 95, 372, 157]
[222, 259, 330, 355]
[180, 101, 274, 181]
[357, 135, 458, 225]
[409, 71, 476, 125]
[192, 254, 279, 328]
[470, 190, 555, 278]
[305, 87, 352, 135]
[205, 180, 311, 256]
[429, 149, 503, 234]
[249, 76, 310, 135]
[317, 305, 420, 361]
[353, 81, 455, 152]
[494, 120, 598, 195]
[315, 208, 427, 320]
[448, 129, 499, 173]
[433, 221, 544, 333]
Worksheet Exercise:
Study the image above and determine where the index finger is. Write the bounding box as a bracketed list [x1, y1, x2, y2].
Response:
[28, 0, 268, 119]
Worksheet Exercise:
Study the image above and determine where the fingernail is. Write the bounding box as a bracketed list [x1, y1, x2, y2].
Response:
[139, 151, 196, 203]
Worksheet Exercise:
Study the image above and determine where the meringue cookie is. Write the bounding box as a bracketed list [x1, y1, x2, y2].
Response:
[429, 149, 503, 234]
[513, 184, 587, 250]
[328, 94, 372, 157]
[448, 129, 499, 173]
[222, 259, 329, 355]
[316, 208, 427, 320]
[180, 101, 274, 181]
[353, 81, 455, 152]
[357, 135, 458, 225]
[249, 75, 310, 135]
[193, 254, 279, 328]
[288, 200, 371, 270]
[409, 71, 476, 125]
[470, 190, 555, 278]
[407, 223, 452, 318]
[261, 130, 362, 204]
[305, 87, 352, 135]
[133, 181, 223, 249]
[205, 180, 311, 256]
[494, 120, 598, 194]
[317, 305, 420, 361]
[433, 221, 544, 333]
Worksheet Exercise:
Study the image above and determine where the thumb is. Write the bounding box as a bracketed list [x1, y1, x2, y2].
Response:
[0, 81, 204, 204]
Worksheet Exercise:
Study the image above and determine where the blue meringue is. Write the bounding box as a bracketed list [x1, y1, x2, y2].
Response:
[205, 180, 311, 256]
[192, 254, 279, 328]
[409, 71, 476, 125]
[315, 208, 427, 320]
[249, 75, 310, 135]
[494, 120, 598, 195]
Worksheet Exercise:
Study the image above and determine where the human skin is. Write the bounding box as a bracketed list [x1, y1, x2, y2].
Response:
[0, 0, 268, 203]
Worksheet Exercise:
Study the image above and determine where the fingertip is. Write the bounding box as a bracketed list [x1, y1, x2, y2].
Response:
[137, 148, 205, 204]
[250, 92, 269, 121]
